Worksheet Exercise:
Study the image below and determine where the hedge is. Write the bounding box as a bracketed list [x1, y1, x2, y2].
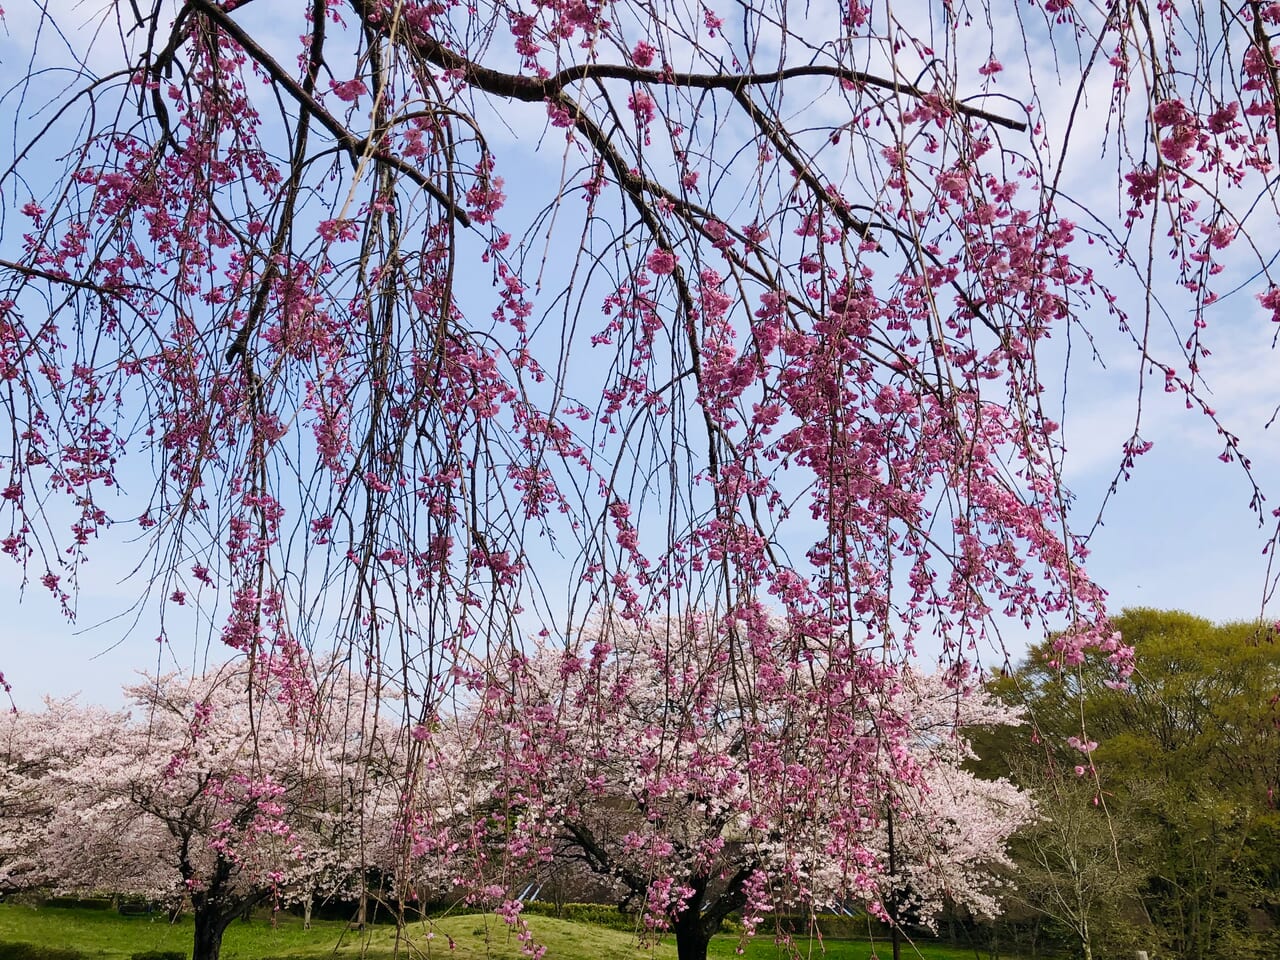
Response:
[0, 943, 87, 960]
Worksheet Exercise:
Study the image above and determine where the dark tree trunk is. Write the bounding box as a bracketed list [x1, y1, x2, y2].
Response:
[887, 803, 902, 960]
[672, 911, 715, 960]
[559, 818, 749, 960]
[665, 862, 752, 960]
[192, 902, 236, 960]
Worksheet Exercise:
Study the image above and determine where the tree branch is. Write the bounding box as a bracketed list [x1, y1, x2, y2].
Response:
[348, 10, 1025, 133]
[183, 0, 471, 228]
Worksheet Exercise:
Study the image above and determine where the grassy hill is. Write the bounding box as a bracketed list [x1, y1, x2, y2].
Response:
[0, 902, 998, 960]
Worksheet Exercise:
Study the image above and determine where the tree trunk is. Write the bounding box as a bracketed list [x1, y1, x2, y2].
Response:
[672, 915, 713, 960]
[1079, 920, 1093, 960]
[192, 903, 235, 960]
[303, 895, 313, 930]
[886, 803, 901, 960]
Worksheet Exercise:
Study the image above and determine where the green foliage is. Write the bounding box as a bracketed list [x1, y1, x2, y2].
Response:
[116, 899, 160, 917]
[989, 608, 1280, 960]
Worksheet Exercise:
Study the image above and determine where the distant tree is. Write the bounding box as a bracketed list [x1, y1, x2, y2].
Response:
[5, 658, 399, 960]
[459, 612, 1031, 960]
[874, 671, 1034, 960]
[993, 609, 1280, 960]
[0, 698, 130, 894]
[1001, 755, 1153, 960]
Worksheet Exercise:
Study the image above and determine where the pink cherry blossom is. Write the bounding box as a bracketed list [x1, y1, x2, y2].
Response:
[646, 247, 677, 274]
[628, 90, 656, 126]
[632, 41, 657, 66]
[329, 78, 368, 102]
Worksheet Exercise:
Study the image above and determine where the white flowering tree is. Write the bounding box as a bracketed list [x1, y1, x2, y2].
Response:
[0, 699, 133, 894]
[872, 670, 1032, 952]
[1, 658, 401, 960]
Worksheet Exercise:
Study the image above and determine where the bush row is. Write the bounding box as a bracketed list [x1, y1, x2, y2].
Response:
[519, 901, 642, 932]
[0, 945, 183, 960]
[0, 944, 85, 960]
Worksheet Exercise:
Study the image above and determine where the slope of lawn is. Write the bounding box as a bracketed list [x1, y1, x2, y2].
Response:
[0, 903, 1001, 960]
[706, 934, 1003, 959]
[347, 913, 679, 959]
[0, 904, 673, 960]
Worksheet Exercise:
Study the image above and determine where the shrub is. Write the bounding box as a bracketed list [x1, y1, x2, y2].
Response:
[0, 943, 87, 960]
[520, 901, 642, 932]
[41, 897, 112, 911]
[775, 912, 872, 940]
[116, 898, 159, 917]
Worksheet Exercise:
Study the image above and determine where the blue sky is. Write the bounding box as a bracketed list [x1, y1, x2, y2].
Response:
[3, 1, 1280, 709]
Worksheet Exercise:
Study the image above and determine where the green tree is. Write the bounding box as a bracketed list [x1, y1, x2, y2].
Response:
[992, 609, 1280, 960]
[1005, 755, 1152, 960]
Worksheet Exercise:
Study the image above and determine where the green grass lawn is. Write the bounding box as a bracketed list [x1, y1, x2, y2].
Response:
[0, 903, 1000, 960]
[705, 935, 1002, 959]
